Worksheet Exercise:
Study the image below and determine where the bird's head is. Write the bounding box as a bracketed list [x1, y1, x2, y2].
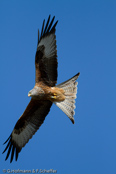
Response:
[28, 86, 44, 98]
[28, 88, 37, 97]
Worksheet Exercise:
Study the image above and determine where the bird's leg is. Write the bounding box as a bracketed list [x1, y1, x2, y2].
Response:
[51, 93, 57, 99]
[50, 87, 65, 101]
[53, 93, 57, 96]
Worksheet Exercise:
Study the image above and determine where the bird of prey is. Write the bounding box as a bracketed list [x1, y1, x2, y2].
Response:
[2, 15, 80, 163]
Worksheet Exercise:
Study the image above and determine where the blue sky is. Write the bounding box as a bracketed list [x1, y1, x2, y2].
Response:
[0, 0, 116, 173]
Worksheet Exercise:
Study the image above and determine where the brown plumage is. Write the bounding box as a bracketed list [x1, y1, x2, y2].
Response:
[2, 15, 80, 163]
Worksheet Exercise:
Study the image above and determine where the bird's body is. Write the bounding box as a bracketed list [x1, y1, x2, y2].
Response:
[3, 15, 80, 163]
[29, 83, 65, 102]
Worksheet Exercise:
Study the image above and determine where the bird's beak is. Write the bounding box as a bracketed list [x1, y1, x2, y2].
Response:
[28, 93, 31, 97]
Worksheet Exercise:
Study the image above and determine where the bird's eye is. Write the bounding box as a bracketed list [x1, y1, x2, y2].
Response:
[28, 91, 32, 97]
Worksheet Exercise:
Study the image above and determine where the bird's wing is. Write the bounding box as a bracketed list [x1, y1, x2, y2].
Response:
[35, 15, 58, 86]
[2, 99, 52, 163]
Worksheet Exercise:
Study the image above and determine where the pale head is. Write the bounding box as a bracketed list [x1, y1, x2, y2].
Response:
[28, 86, 44, 98]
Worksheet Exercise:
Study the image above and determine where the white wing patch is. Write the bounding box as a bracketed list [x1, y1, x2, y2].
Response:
[38, 33, 56, 58]
[12, 123, 37, 148]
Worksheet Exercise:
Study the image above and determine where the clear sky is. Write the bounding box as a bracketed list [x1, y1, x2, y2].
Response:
[0, 0, 116, 173]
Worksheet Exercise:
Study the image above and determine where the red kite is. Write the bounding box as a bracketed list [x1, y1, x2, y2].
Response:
[3, 15, 80, 163]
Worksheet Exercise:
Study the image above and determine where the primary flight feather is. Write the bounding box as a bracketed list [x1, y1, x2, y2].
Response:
[3, 15, 80, 163]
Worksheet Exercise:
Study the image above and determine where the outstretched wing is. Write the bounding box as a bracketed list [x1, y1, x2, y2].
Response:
[35, 15, 58, 86]
[2, 99, 52, 163]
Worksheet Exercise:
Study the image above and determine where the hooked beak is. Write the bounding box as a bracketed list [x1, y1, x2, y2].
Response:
[28, 92, 31, 97]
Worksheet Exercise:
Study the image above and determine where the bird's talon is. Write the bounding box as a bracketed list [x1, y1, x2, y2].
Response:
[51, 95, 57, 99]
[53, 93, 57, 96]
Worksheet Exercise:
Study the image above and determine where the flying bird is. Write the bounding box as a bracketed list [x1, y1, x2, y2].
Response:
[3, 15, 80, 163]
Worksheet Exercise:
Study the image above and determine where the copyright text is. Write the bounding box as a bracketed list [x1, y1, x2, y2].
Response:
[2, 169, 57, 173]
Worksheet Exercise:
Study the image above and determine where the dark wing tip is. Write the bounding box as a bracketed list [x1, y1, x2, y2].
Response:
[10, 146, 15, 163]
[3, 134, 11, 145]
[15, 148, 19, 161]
[3, 134, 19, 163]
[50, 20, 58, 33]
[39, 15, 58, 42]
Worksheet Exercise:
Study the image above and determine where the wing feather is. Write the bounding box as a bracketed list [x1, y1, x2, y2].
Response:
[40, 19, 45, 41]
[3, 99, 52, 162]
[10, 146, 15, 163]
[35, 15, 58, 86]
[44, 16, 55, 35]
[41, 15, 51, 39]
[5, 142, 12, 161]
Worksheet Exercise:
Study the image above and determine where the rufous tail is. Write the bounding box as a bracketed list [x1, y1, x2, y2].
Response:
[55, 72, 80, 124]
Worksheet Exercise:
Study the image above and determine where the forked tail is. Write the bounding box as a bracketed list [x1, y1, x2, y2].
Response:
[55, 72, 80, 124]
